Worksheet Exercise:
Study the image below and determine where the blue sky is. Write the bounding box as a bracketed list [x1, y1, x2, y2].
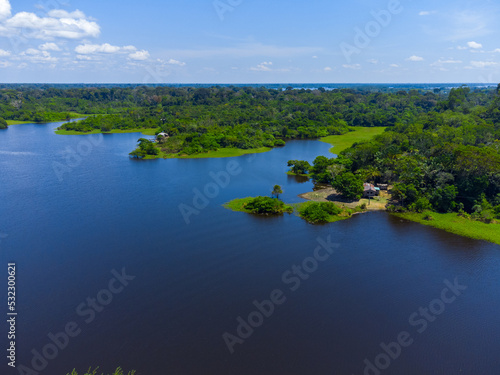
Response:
[0, 0, 499, 83]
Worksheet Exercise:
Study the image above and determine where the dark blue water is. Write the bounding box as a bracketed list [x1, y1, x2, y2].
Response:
[1, 122, 500, 375]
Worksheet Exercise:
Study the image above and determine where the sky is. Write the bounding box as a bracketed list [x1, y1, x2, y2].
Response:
[0, 0, 499, 83]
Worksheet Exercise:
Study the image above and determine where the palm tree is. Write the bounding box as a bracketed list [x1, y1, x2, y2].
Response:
[272, 185, 283, 199]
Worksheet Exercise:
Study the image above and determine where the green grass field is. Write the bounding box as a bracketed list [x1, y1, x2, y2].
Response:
[320, 127, 387, 155]
[393, 211, 500, 245]
[6, 120, 34, 125]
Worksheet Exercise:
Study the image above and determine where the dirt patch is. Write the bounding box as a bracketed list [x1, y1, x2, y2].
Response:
[299, 188, 389, 211]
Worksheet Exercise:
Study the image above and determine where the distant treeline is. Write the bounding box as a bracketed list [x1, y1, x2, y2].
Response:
[51, 85, 495, 155]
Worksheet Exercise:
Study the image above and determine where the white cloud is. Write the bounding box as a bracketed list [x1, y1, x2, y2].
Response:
[407, 55, 424, 61]
[0, 48, 10, 56]
[470, 61, 498, 68]
[419, 11, 436, 16]
[251, 61, 273, 71]
[20, 48, 57, 63]
[4, 10, 100, 40]
[467, 41, 483, 49]
[324, 66, 332, 71]
[76, 54, 92, 61]
[166, 58, 186, 66]
[342, 64, 360, 69]
[129, 50, 150, 61]
[367, 59, 378, 64]
[493, 49, 500, 53]
[390, 64, 400, 68]
[39, 42, 61, 51]
[75, 43, 125, 54]
[0, 0, 11, 21]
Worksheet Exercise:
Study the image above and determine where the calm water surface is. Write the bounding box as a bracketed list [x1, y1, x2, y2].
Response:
[0, 122, 499, 375]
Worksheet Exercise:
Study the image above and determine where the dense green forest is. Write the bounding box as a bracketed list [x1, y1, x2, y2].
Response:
[2, 85, 481, 154]
[289, 86, 500, 218]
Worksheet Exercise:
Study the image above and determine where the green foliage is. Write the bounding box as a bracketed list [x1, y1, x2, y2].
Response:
[410, 197, 432, 213]
[311, 156, 336, 183]
[287, 160, 311, 175]
[299, 202, 343, 223]
[332, 172, 364, 200]
[0, 117, 7, 129]
[245, 196, 291, 215]
[129, 138, 159, 158]
[430, 185, 458, 213]
[272, 185, 283, 199]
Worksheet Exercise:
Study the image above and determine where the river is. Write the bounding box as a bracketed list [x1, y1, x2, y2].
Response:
[0, 122, 499, 375]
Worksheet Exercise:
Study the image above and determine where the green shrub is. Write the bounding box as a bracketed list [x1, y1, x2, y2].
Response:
[410, 197, 432, 213]
[300, 202, 342, 223]
[0, 118, 7, 129]
[245, 196, 290, 215]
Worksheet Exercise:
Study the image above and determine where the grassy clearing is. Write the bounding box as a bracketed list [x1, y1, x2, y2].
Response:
[393, 211, 500, 245]
[6, 120, 34, 125]
[55, 128, 159, 136]
[320, 127, 387, 155]
[158, 147, 272, 159]
[300, 188, 389, 211]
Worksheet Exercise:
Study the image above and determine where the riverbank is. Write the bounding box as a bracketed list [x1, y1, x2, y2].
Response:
[320, 127, 386, 155]
[55, 128, 158, 136]
[7, 113, 90, 127]
[6, 120, 34, 125]
[143, 147, 272, 159]
[392, 211, 500, 245]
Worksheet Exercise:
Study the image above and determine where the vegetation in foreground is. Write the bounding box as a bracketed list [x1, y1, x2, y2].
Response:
[392, 211, 500, 245]
[66, 368, 135, 375]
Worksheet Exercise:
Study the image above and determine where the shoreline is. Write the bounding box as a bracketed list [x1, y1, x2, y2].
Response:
[299, 187, 389, 211]
[392, 211, 500, 246]
[141, 147, 273, 160]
